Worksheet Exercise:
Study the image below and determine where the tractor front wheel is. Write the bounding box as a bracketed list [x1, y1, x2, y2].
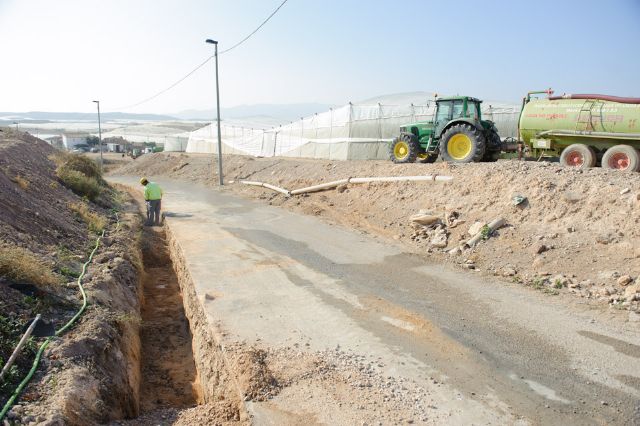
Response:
[439, 124, 486, 163]
[389, 133, 419, 163]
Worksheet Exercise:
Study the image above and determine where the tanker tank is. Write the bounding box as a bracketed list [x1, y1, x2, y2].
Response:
[518, 93, 640, 171]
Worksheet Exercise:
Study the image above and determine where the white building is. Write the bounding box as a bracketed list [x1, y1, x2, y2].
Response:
[61, 133, 89, 150]
[106, 143, 124, 153]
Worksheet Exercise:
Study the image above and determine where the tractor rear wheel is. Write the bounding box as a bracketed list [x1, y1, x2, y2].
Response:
[559, 144, 596, 169]
[389, 133, 419, 163]
[483, 131, 501, 162]
[601, 145, 640, 172]
[439, 124, 486, 163]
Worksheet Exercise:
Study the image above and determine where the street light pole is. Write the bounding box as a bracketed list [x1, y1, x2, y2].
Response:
[206, 38, 223, 185]
[13, 122, 18, 131]
[92, 100, 103, 170]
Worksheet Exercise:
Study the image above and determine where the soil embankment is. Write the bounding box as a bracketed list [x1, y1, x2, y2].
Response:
[115, 152, 640, 315]
[0, 129, 143, 424]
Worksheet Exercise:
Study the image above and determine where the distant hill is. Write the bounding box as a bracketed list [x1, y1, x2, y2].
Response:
[175, 103, 333, 122]
[0, 111, 178, 122]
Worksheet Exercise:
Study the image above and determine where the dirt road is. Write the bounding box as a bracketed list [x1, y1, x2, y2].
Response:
[110, 176, 640, 425]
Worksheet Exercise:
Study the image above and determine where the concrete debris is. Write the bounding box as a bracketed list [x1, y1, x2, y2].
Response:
[410, 213, 440, 226]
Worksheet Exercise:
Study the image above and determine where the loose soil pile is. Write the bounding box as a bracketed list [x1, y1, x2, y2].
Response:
[115, 152, 640, 314]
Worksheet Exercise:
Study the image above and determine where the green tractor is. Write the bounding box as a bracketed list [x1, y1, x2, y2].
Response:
[389, 96, 502, 164]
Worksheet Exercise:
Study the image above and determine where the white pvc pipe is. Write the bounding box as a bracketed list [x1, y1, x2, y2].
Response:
[0, 314, 40, 382]
[464, 217, 505, 248]
[349, 175, 453, 183]
[290, 179, 350, 195]
[241, 175, 453, 197]
[240, 180, 291, 196]
[262, 183, 291, 196]
[240, 181, 264, 187]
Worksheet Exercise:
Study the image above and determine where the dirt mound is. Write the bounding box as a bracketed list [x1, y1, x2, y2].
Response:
[0, 131, 88, 250]
[0, 130, 146, 424]
[114, 152, 640, 313]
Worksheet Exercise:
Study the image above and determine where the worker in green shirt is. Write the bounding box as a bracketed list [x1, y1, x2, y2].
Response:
[140, 177, 163, 226]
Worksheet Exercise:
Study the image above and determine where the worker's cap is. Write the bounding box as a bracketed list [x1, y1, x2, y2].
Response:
[140, 177, 148, 185]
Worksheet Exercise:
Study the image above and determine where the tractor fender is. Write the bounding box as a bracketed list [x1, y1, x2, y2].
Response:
[439, 118, 481, 137]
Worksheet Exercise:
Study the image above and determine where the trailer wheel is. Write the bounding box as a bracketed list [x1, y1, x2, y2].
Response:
[439, 124, 486, 163]
[601, 145, 640, 172]
[389, 133, 419, 163]
[559, 144, 596, 169]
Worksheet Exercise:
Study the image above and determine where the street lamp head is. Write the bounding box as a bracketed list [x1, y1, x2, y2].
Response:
[205, 39, 218, 45]
[92, 100, 99, 103]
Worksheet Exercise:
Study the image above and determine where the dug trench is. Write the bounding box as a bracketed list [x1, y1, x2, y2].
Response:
[119, 226, 202, 423]
[111, 199, 250, 425]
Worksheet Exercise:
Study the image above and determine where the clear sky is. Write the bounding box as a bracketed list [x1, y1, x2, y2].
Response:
[0, 0, 638, 113]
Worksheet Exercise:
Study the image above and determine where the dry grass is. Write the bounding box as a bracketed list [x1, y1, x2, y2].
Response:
[53, 152, 103, 201]
[0, 246, 59, 287]
[69, 202, 107, 234]
[12, 175, 29, 190]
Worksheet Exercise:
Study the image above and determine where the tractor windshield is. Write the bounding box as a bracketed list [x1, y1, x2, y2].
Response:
[452, 100, 464, 118]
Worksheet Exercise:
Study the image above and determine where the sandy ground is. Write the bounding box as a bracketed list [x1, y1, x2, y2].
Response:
[114, 152, 640, 316]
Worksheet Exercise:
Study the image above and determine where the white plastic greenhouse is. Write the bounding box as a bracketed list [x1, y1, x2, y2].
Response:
[184, 101, 521, 160]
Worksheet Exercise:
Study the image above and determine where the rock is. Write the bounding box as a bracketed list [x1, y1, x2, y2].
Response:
[620, 188, 631, 195]
[598, 288, 611, 297]
[532, 256, 545, 269]
[568, 281, 581, 289]
[430, 233, 448, 248]
[595, 233, 615, 245]
[534, 244, 549, 254]
[336, 185, 347, 193]
[468, 221, 486, 236]
[598, 270, 620, 280]
[410, 214, 440, 226]
[448, 247, 462, 256]
[501, 266, 517, 277]
[624, 284, 639, 301]
[617, 275, 633, 286]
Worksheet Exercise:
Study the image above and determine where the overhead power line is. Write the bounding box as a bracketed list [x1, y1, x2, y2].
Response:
[111, 55, 215, 111]
[219, 0, 288, 54]
[110, 0, 289, 111]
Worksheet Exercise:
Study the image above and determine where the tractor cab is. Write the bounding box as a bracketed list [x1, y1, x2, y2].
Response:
[389, 95, 501, 164]
[434, 97, 482, 136]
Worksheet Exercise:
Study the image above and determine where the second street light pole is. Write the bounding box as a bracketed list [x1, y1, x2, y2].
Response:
[92, 100, 103, 170]
[206, 38, 223, 185]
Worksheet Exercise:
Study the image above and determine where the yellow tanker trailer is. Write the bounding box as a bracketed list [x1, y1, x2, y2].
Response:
[519, 91, 640, 171]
